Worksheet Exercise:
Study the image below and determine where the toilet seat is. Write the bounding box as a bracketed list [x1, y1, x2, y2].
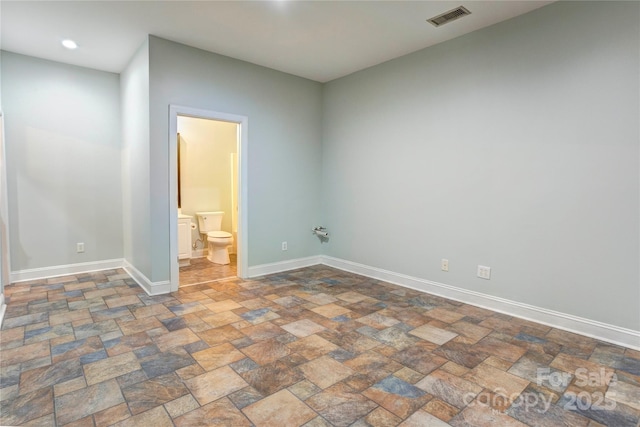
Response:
[207, 231, 232, 239]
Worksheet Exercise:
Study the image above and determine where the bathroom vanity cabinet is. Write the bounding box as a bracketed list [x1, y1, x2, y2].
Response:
[178, 215, 192, 266]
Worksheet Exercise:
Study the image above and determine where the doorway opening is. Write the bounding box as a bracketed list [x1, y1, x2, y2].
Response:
[169, 106, 248, 292]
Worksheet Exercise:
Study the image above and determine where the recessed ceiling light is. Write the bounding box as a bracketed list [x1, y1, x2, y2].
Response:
[61, 39, 78, 50]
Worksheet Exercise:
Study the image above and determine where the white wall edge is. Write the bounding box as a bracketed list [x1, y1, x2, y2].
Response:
[122, 260, 171, 296]
[321, 255, 640, 351]
[0, 293, 6, 328]
[10, 259, 126, 283]
[247, 256, 322, 278]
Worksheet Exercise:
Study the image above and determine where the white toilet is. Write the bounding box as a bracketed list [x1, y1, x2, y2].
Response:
[196, 211, 233, 265]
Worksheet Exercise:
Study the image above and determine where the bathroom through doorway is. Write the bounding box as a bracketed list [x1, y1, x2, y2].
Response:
[168, 106, 248, 292]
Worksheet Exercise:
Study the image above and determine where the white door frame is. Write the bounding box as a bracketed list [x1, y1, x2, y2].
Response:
[168, 105, 248, 292]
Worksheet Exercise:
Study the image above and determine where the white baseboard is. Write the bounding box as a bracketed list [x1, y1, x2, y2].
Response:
[247, 255, 322, 278]
[321, 255, 640, 351]
[10, 259, 125, 283]
[0, 293, 6, 328]
[191, 248, 207, 258]
[122, 260, 171, 296]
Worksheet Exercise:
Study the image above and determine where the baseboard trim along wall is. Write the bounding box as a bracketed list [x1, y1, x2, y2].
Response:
[122, 260, 171, 296]
[247, 255, 322, 278]
[320, 255, 640, 351]
[10, 258, 125, 283]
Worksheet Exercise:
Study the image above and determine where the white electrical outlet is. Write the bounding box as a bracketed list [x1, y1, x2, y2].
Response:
[441, 259, 449, 272]
[282, 241, 288, 251]
[77, 242, 85, 253]
[477, 265, 491, 280]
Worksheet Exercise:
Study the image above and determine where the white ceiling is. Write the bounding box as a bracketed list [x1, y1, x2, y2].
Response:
[0, 1, 553, 83]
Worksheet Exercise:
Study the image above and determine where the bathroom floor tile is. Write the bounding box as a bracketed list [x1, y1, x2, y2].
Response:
[179, 255, 237, 287]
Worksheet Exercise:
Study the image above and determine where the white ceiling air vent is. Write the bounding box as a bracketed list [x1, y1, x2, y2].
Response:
[427, 6, 471, 27]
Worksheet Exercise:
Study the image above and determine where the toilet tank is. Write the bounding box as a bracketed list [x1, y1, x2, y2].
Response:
[196, 212, 224, 232]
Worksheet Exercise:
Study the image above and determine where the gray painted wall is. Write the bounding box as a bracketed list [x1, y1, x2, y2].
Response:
[1, 52, 123, 271]
[147, 36, 323, 282]
[321, 1, 640, 330]
[121, 40, 151, 278]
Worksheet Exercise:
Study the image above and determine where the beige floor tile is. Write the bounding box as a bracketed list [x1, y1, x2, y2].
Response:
[410, 324, 458, 345]
[281, 319, 326, 337]
[287, 335, 338, 360]
[605, 380, 640, 410]
[192, 342, 246, 370]
[153, 328, 201, 352]
[299, 356, 354, 389]
[463, 362, 530, 399]
[205, 299, 243, 313]
[399, 409, 452, 427]
[243, 389, 317, 427]
[83, 352, 140, 386]
[311, 303, 351, 318]
[110, 406, 174, 427]
[185, 366, 248, 405]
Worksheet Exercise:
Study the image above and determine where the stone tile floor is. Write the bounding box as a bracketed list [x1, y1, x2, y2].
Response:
[179, 254, 237, 287]
[1, 265, 639, 426]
